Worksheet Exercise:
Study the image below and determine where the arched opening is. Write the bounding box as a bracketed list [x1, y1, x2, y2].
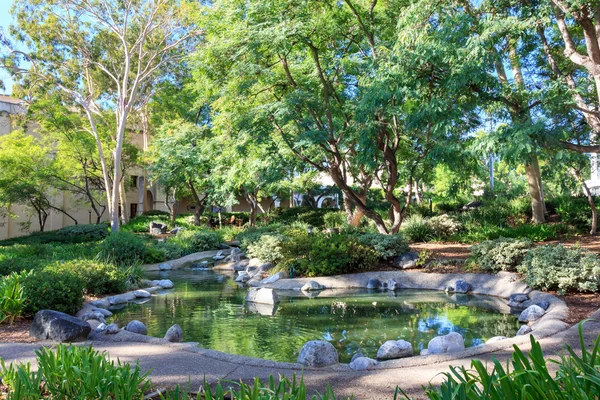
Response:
[145, 190, 154, 211]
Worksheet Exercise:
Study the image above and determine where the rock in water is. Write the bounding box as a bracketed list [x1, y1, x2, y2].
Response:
[509, 293, 529, 303]
[376, 340, 413, 360]
[366, 278, 380, 289]
[245, 288, 280, 305]
[301, 280, 324, 291]
[427, 332, 465, 354]
[164, 324, 184, 342]
[297, 340, 339, 367]
[126, 320, 147, 335]
[453, 279, 472, 294]
[518, 305, 545, 322]
[30, 310, 91, 342]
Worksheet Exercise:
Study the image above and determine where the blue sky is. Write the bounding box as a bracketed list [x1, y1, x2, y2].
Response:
[0, 0, 16, 95]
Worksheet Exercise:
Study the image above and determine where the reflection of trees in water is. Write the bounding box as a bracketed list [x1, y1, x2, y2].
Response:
[111, 273, 519, 363]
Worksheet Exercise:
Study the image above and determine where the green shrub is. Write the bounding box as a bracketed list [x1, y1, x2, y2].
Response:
[272, 207, 335, 227]
[427, 214, 462, 238]
[1, 344, 150, 399]
[238, 225, 284, 251]
[0, 224, 108, 246]
[554, 195, 594, 230]
[161, 374, 342, 400]
[518, 244, 600, 293]
[168, 230, 221, 254]
[357, 233, 410, 260]
[99, 231, 147, 266]
[283, 234, 378, 277]
[22, 268, 84, 314]
[402, 215, 434, 242]
[470, 238, 533, 272]
[323, 211, 347, 229]
[400, 323, 600, 400]
[247, 234, 286, 264]
[146, 241, 184, 263]
[0, 270, 30, 325]
[218, 226, 244, 242]
[51, 260, 127, 296]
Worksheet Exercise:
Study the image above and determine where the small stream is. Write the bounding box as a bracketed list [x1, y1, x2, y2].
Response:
[109, 269, 520, 363]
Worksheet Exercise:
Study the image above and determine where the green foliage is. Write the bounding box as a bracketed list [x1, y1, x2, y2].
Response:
[554, 196, 595, 230]
[272, 207, 336, 228]
[470, 238, 533, 272]
[145, 241, 184, 263]
[168, 230, 221, 255]
[22, 268, 84, 314]
[323, 211, 347, 229]
[51, 260, 127, 296]
[518, 245, 600, 294]
[247, 234, 286, 264]
[161, 374, 342, 400]
[0, 271, 30, 325]
[400, 323, 600, 400]
[357, 233, 410, 260]
[402, 215, 434, 243]
[0, 345, 151, 399]
[283, 234, 378, 277]
[0, 224, 108, 246]
[99, 231, 147, 267]
[427, 214, 462, 238]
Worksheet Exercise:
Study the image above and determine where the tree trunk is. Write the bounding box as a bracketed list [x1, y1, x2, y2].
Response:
[119, 178, 129, 225]
[525, 156, 546, 224]
[583, 180, 598, 235]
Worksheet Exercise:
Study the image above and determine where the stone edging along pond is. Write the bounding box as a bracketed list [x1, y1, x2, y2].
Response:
[75, 259, 570, 372]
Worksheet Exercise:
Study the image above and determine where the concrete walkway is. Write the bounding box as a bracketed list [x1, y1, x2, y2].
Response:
[1, 313, 599, 399]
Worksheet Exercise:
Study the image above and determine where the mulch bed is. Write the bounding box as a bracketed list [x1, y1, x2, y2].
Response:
[0, 319, 35, 343]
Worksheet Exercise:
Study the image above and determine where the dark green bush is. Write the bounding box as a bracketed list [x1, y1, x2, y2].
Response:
[554, 195, 594, 230]
[518, 244, 600, 293]
[22, 268, 84, 314]
[470, 238, 533, 272]
[99, 231, 147, 266]
[402, 215, 434, 242]
[168, 230, 221, 254]
[52, 260, 126, 296]
[357, 233, 410, 260]
[283, 234, 378, 277]
[144, 241, 184, 263]
[272, 207, 335, 227]
[0, 224, 108, 246]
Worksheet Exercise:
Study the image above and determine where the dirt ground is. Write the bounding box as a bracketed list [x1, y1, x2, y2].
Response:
[0, 319, 34, 343]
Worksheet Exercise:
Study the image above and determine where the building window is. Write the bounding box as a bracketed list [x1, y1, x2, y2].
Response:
[130, 176, 139, 188]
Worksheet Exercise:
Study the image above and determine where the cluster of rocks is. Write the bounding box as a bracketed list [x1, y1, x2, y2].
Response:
[506, 293, 549, 336]
[444, 279, 473, 294]
[149, 221, 168, 235]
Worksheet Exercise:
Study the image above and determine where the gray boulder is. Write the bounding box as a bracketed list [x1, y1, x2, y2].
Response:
[350, 351, 365, 363]
[518, 305, 545, 322]
[509, 293, 529, 303]
[105, 323, 120, 335]
[30, 310, 91, 342]
[89, 299, 110, 309]
[92, 308, 113, 317]
[393, 252, 419, 269]
[164, 324, 184, 342]
[536, 301, 550, 310]
[453, 279, 472, 294]
[301, 280, 324, 292]
[234, 259, 250, 271]
[132, 290, 152, 298]
[366, 278, 381, 289]
[517, 325, 532, 335]
[444, 285, 454, 293]
[235, 272, 250, 283]
[427, 332, 465, 354]
[152, 279, 174, 289]
[260, 271, 288, 285]
[149, 221, 167, 235]
[386, 279, 398, 291]
[159, 263, 172, 271]
[349, 357, 378, 371]
[126, 320, 147, 335]
[245, 288, 280, 305]
[107, 292, 137, 305]
[420, 349, 429, 356]
[376, 340, 413, 360]
[486, 336, 508, 344]
[297, 340, 339, 367]
[508, 300, 527, 309]
[79, 312, 106, 324]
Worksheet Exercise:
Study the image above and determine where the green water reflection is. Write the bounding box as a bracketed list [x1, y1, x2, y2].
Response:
[110, 270, 519, 363]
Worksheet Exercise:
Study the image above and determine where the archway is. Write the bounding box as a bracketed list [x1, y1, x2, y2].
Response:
[145, 190, 154, 211]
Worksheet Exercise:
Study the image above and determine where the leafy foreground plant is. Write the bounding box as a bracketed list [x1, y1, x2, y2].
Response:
[160, 374, 345, 400]
[396, 321, 600, 400]
[0, 271, 29, 325]
[0, 344, 151, 399]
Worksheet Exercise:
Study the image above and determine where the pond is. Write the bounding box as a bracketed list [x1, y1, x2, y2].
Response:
[109, 269, 520, 363]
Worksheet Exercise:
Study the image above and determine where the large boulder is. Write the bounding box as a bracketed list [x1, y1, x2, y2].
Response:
[260, 271, 288, 285]
[132, 290, 152, 298]
[509, 293, 529, 303]
[366, 278, 381, 290]
[152, 279, 174, 289]
[245, 288, 280, 305]
[126, 320, 147, 335]
[297, 340, 339, 367]
[376, 340, 413, 360]
[518, 305, 545, 322]
[349, 357, 378, 371]
[427, 332, 465, 354]
[517, 325, 532, 335]
[453, 279, 472, 294]
[159, 263, 172, 271]
[386, 279, 398, 291]
[30, 310, 91, 342]
[164, 324, 184, 342]
[106, 292, 137, 305]
[149, 221, 168, 235]
[301, 280, 324, 292]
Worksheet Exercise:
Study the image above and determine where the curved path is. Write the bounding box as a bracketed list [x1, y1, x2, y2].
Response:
[1, 315, 599, 399]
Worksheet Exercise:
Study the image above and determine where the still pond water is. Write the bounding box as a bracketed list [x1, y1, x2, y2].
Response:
[110, 269, 519, 363]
